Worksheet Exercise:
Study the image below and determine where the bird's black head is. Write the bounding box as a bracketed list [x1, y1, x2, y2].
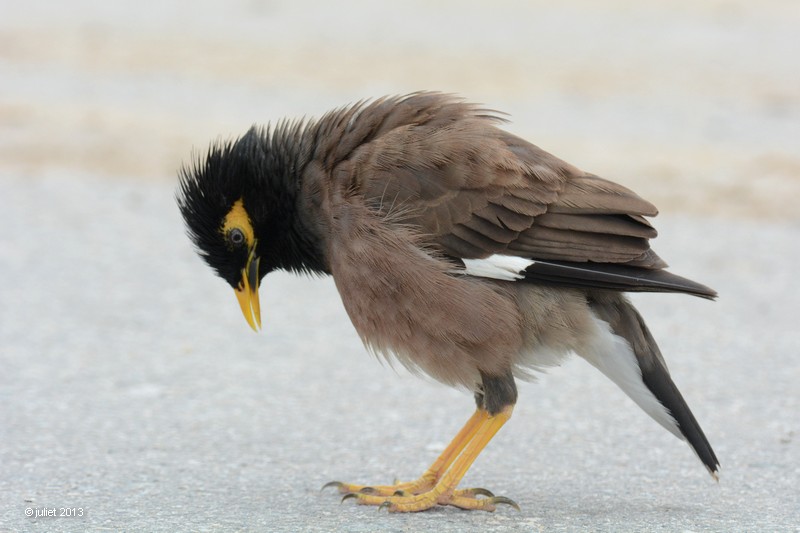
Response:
[177, 126, 303, 331]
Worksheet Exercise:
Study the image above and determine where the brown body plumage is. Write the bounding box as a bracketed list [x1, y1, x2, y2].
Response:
[178, 92, 719, 512]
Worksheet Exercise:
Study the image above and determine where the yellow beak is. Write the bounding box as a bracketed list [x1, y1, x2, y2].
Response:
[234, 251, 261, 331]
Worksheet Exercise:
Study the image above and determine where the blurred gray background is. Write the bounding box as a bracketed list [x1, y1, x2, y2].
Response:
[1, 1, 798, 531]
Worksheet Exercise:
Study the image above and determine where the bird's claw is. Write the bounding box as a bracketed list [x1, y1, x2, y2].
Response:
[321, 481, 343, 492]
[340, 493, 360, 504]
[487, 495, 521, 511]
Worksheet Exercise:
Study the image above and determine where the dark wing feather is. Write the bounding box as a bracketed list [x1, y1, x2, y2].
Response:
[343, 93, 714, 297]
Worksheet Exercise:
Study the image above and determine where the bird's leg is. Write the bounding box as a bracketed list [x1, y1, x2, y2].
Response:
[341, 405, 517, 512]
[323, 408, 489, 497]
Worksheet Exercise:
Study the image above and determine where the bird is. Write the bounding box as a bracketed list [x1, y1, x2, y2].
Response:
[177, 92, 719, 513]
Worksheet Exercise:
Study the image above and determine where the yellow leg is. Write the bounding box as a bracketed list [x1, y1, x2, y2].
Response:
[324, 409, 489, 497]
[336, 406, 518, 512]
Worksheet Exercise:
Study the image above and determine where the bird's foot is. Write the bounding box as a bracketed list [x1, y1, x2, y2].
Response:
[322, 472, 438, 497]
[322, 407, 517, 512]
[339, 486, 519, 513]
[323, 476, 497, 500]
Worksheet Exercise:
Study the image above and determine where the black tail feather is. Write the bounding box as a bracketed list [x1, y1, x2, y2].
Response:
[524, 260, 717, 299]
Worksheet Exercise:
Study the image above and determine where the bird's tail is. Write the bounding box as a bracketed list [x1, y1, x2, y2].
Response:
[583, 293, 720, 479]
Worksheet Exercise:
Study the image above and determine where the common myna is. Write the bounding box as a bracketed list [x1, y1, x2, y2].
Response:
[177, 92, 719, 512]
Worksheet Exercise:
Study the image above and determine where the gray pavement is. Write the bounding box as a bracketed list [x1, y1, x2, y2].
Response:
[1, 169, 798, 532]
[2, 1, 799, 531]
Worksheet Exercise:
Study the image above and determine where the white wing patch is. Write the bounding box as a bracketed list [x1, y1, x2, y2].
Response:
[461, 254, 535, 281]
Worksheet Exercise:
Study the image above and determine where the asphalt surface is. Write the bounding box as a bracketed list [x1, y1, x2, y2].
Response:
[2, 1, 799, 532]
[1, 172, 799, 533]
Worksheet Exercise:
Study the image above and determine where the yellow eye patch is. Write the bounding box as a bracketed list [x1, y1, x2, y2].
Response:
[221, 198, 255, 247]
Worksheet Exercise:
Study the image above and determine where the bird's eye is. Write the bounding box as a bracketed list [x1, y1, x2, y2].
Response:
[228, 228, 246, 247]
